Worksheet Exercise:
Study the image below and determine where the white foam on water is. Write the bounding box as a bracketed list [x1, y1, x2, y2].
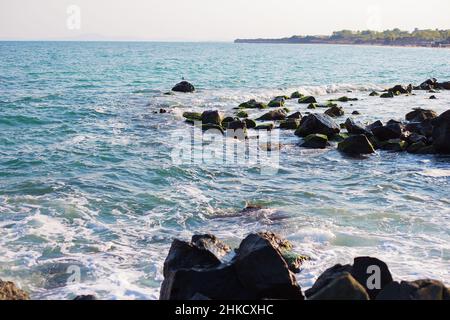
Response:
[419, 169, 450, 177]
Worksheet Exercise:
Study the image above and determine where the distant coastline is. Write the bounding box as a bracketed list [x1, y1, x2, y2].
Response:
[235, 29, 450, 48]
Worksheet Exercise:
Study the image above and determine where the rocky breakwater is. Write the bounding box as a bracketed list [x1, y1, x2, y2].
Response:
[160, 232, 450, 300]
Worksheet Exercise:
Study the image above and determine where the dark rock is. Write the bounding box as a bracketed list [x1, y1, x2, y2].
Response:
[407, 141, 428, 154]
[376, 279, 450, 300]
[388, 85, 409, 94]
[324, 106, 344, 118]
[352, 110, 360, 115]
[291, 91, 303, 99]
[239, 99, 267, 109]
[331, 96, 358, 102]
[256, 109, 287, 121]
[369, 91, 379, 96]
[280, 251, 310, 274]
[0, 280, 29, 300]
[172, 81, 195, 93]
[191, 234, 232, 259]
[201, 110, 223, 125]
[244, 118, 257, 129]
[307, 103, 317, 109]
[236, 110, 248, 118]
[74, 295, 97, 300]
[202, 124, 224, 134]
[159, 108, 167, 114]
[432, 109, 450, 154]
[437, 81, 450, 90]
[233, 232, 304, 300]
[379, 139, 408, 152]
[227, 120, 247, 130]
[345, 118, 372, 136]
[372, 123, 402, 141]
[222, 116, 239, 126]
[405, 108, 438, 122]
[268, 96, 286, 108]
[287, 111, 302, 119]
[350, 256, 393, 300]
[160, 264, 257, 300]
[338, 135, 375, 155]
[305, 264, 353, 298]
[406, 133, 427, 145]
[301, 134, 329, 149]
[279, 119, 300, 130]
[380, 92, 394, 98]
[308, 273, 370, 300]
[298, 96, 317, 104]
[163, 238, 226, 278]
[183, 112, 202, 121]
[255, 123, 274, 131]
[429, 95, 437, 99]
[418, 78, 437, 90]
[295, 113, 340, 138]
[366, 120, 383, 132]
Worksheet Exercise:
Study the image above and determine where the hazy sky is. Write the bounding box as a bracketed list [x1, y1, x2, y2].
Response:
[1, 0, 450, 41]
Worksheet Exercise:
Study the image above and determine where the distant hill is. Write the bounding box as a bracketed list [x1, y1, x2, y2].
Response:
[235, 29, 450, 48]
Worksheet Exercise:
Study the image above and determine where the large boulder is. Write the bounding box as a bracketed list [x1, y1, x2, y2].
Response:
[295, 113, 340, 138]
[256, 109, 287, 121]
[201, 110, 223, 126]
[233, 232, 304, 300]
[172, 81, 195, 93]
[350, 256, 393, 300]
[160, 264, 257, 300]
[338, 135, 375, 155]
[371, 123, 403, 141]
[432, 109, 450, 154]
[377, 279, 450, 300]
[0, 280, 29, 300]
[305, 264, 353, 298]
[163, 236, 230, 278]
[308, 273, 369, 300]
[405, 108, 438, 122]
[345, 118, 372, 136]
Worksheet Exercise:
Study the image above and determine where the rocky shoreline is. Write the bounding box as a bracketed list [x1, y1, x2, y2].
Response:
[176, 78, 450, 156]
[160, 231, 449, 300]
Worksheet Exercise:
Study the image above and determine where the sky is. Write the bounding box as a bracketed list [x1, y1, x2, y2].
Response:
[1, 0, 450, 41]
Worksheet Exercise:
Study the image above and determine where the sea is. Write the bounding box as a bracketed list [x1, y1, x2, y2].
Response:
[0, 41, 449, 299]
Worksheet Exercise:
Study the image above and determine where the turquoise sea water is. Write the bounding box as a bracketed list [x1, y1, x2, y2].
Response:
[0, 42, 449, 299]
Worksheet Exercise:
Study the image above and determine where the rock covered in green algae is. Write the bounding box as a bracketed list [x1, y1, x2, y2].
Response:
[301, 134, 329, 149]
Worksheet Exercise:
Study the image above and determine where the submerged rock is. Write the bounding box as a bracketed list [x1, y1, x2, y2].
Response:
[243, 118, 257, 129]
[295, 113, 340, 138]
[202, 124, 224, 134]
[301, 134, 329, 149]
[380, 92, 394, 98]
[338, 134, 375, 155]
[256, 109, 287, 121]
[201, 110, 223, 126]
[74, 295, 97, 300]
[405, 108, 438, 122]
[172, 81, 195, 93]
[331, 96, 358, 102]
[239, 99, 267, 109]
[369, 91, 379, 96]
[183, 111, 202, 121]
[236, 110, 248, 118]
[388, 84, 410, 94]
[298, 96, 317, 104]
[268, 96, 286, 108]
[429, 95, 437, 99]
[379, 139, 408, 152]
[255, 123, 274, 131]
[0, 280, 29, 300]
[279, 119, 300, 130]
[324, 105, 344, 118]
[290, 91, 303, 99]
